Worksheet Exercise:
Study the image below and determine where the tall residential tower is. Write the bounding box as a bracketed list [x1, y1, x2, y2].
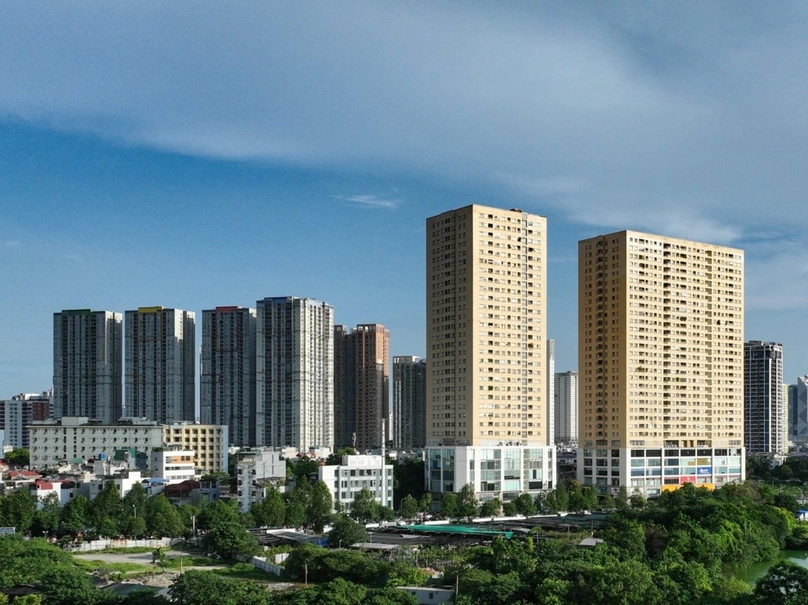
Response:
[256, 297, 334, 451]
[577, 231, 745, 497]
[744, 341, 785, 455]
[393, 356, 427, 450]
[554, 371, 579, 444]
[53, 309, 122, 423]
[334, 324, 390, 450]
[201, 306, 257, 447]
[425, 205, 554, 501]
[125, 307, 196, 424]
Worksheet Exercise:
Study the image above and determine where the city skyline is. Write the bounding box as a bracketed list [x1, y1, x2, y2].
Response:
[3, 3, 808, 398]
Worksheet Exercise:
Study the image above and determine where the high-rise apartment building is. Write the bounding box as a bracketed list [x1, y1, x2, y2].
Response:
[201, 306, 257, 447]
[256, 297, 334, 451]
[425, 205, 554, 501]
[334, 324, 390, 450]
[578, 230, 745, 497]
[53, 309, 122, 424]
[393, 356, 427, 450]
[744, 341, 785, 455]
[0, 391, 51, 449]
[125, 307, 196, 424]
[546, 340, 555, 446]
[789, 377, 808, 444]
[554, 371, 579, 444]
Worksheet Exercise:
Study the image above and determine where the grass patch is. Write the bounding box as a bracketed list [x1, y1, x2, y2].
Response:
[214, 563, 278, 582]
[73, 558, 153, 575]
[95, 546, 158, 554]
[162, 555, 218, 569]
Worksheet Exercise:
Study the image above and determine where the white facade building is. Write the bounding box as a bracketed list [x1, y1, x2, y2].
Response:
[29, 417, 165, 468]
[0, 391, 51, 449]
[318, 454, 393, 511]
[256, 297, 334, 451]
[235, 448, 286, 512]
[150, 447, 196, 484]
[554, 371, 579, 444]
[163, 423, 229, 475]
[125, 307, 196, 424]
[426, 445, 554, 501]
[54, 309, 123, 424]
[201, 306, 257, 447]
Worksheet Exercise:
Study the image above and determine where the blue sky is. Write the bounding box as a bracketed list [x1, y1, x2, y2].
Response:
[2, 2, 808, 397]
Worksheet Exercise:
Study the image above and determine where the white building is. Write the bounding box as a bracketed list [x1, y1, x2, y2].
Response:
[53, 309, 123, 424]
[0, 391, 51, 449]
[554, 371, 579, 444]
[426, 445, 554, 502]
[235, 448, 286, 512]
[29, 417, 165, 469]
[318, 454, 392, 511]
[201, 306, 257, 447]
[256, 297, 334, 451]
[150, 447, 196, 485]
[88, 469, 144, 500]
[125, 307, 196, 424]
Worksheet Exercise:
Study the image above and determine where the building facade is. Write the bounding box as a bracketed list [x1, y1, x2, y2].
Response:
[318, 454, 393, 511]
[424, 205, 553, 501]
[150, 446, 196, 484]
[577, 230, 745, 497]
[0, 391, 51, 449]
[744, 341, 785, 455]
[201, 306, 257, 447]
[393, 356, 427, 450]
[53, 309, 122, 424]
[125, 307, 196, 423]
[234, 448, 286, 512]
[163, 423, 229, 475]
[29, 416, 165, 469]
[554, 371, 579, 444]
[789, 377, 808, 445]
[256, 297, 334, 451]
[334, 324, 390, 450]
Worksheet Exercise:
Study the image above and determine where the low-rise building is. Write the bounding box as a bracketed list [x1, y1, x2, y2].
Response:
[164, 423, 229, 475]
[318, 454, 392, 511]
[235, 448, 286, 512]
[150, 447, 196, 485]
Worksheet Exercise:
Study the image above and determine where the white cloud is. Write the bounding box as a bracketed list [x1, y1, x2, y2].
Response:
[333, 194, 400, 210]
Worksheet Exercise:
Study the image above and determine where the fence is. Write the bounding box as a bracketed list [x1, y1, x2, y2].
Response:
[64, 538, 179, 552]
[251, 556, 283, 576]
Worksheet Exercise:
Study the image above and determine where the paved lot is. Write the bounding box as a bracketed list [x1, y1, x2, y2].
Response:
[74, 549, 188, 566]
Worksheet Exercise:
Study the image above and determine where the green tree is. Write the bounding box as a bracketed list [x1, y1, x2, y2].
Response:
[123, 483, 149, 524]
[567, 481, 585, 512]
[555, 480, 569, 512]
[513, 493, 536, 516]
[59, 494, 89, 536]
[171, 570, 269, 605]
[198, 499, 241, 529]
[5, 448, 30, 468]
[629, 491, 647, 509]
[328, 514, 369, 548]
[285, 500, 307, 529]
[201, 520, 260, 560]
[616, 485, 629, 510]
[365, 587, 419, 605]
[440, 493, 459, 520]
[32, 492, 61, 537]
[457, 484, 479, 521]
[308, 480, 334, 532]
[752, 561, 808, 605]
[350, 488, 378, 524]
[502, 501, 517, 516]
[38, 566, 100, 605]
[480, 498, 502, 518]
[145, 494, 185, 538]
[418, 493, 432, 513]
[251, 487, 286, 528]
[581, 485, 599, 511]
[88, 482, 123, 536]
[399, 495, 418, 521]
[0, 489, 37, 533]
[393, 458, 426, 505]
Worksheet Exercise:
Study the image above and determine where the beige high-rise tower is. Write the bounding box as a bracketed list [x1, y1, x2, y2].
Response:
[577, 230, 745, 498]
[425, 204, 554, 500]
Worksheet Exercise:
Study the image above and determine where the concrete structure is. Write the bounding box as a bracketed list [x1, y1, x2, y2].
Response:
[88, 469, 144, 500]
[201, 306, 257, 447]
[334, 324, 390, 450]
[546, 340, 555, 447]
[393, 356, 427, 450]
[234, 448, 286, 512]
[54, 309, 123, 424]
[424, 205, 553, 500]
[125, 307, 195, 424]
[150, 447, 196, 484]
[397, 588, 454, 605]
[789, 377, 808, 445]
[0, 391, 51, 449]
[256, 296, 334, 451]
[744, 341, 785, 455]
[577, 230, 745, 497]
[554, 371, 579, 444]
[29, 417, 165, 468]
[164, 423, 229, 475]
[318, 454, 392, 511]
